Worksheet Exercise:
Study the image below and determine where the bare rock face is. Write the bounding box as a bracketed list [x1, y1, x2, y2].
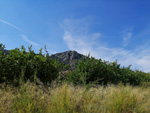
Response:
[51, 50, 86, 70]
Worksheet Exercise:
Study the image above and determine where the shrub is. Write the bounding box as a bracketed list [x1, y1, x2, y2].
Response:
[67, 55, 150, 86]
[0, 43, 65, 86]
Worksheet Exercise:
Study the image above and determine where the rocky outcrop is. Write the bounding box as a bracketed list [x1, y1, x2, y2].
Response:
[51, 50, 86, 69]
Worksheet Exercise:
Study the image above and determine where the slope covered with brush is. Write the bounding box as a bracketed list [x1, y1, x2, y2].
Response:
[1, 43, 150, 86]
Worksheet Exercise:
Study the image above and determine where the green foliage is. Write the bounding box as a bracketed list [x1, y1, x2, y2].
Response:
[12, 82, 48, 113]
[1, 43, 150, 86]
[13, 85, 35, 112]
[67, 55, 150, 86]
[0, 43, 65, 86]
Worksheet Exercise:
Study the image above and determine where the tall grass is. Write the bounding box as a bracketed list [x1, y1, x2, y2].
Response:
[0, 82, 150, 113]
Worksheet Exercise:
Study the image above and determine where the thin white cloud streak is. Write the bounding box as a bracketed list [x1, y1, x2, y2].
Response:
[0, 19, 42, 50]
[122, 32, 132, 46]
[22, 35, 40, 47]
[121, 27, 133, 47]
[62, 18, 150, 72]
[0, 19, 25, 33]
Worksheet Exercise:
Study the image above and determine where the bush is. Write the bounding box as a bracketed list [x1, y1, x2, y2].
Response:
[67, 55, 150, 86]
[0, 43, 65, 86]
[1, 43, 150, 86]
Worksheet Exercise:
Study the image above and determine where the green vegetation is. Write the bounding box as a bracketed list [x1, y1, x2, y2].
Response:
[1, 82, 150, 113]
[0, 43, 65, 86]
[1, 43, 150, 86]
[67, 56, 150, 86]
[1, 43, 150, 113]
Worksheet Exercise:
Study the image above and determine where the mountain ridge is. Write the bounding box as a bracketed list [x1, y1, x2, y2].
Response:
[51, 50, 86, 69]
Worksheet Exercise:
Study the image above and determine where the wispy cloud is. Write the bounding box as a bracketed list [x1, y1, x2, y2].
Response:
[62, 18, 102, 56]
[22, 35, 40, 47]
[62, 18, 150, 72]
[121, 27, 133, 47]
[122, 32, 132, 46]
[0, 19, 25, 33]
[0, 19, 42, 50]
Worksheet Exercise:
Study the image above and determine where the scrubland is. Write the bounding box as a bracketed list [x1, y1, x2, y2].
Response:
[1, 43, 150, 113]
[0, 82, 150, 113]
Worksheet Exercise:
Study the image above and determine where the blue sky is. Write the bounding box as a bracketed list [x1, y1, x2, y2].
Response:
[0, 0, 150, 72]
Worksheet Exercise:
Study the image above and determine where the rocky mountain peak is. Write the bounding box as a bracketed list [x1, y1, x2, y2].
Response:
[51, 50, 86, 69]
[51, 50, 85, 61]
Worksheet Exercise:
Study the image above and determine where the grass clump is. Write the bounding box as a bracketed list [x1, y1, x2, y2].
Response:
[12, 82, 49, 113]
[1, 82, 150, 113]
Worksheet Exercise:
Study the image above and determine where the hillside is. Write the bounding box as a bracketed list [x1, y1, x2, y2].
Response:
[51, 50, 86, 69]
[1, 46, 150, 86]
